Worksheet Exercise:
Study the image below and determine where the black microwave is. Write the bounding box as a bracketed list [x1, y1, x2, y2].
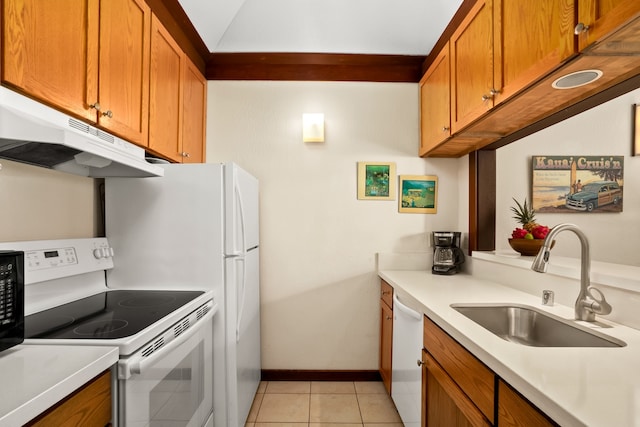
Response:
[0, 251, 24, 352]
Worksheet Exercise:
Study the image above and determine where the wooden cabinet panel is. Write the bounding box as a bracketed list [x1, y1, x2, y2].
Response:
[421, 0, 640, 158]
[450, 0, 494, 134]
[498, 380, 558, 427]
[380, 301, 393, 394]
[97, 0, 150, 146]
[423, 316, 495, 424]
[2, 0, 99, 122]
[2, 0, 150, 146]
[181, 58, 207, 163]
[419, 42, 451, 156]
[26, 370, 111, 427]
[148, 16, 206, 163]
[577, 0, 640, 51]
[381, 280, 393, 309]
[422, 350, 491, 427]
[148, 14, 184, 162]
[380, 280, 393, 395]
[493, 0, 576, 105]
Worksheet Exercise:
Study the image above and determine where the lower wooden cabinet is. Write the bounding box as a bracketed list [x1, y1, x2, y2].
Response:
[422, 314, 557, 426]
[379, 280, 393, 394]
[26, 370, 112, 427]
[423, 316, 494, 423]
[422, 350, 491, 427]
[498, 380, 557, 427]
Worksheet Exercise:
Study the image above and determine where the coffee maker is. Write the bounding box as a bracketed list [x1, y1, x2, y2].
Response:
[432, 231, 465, 275]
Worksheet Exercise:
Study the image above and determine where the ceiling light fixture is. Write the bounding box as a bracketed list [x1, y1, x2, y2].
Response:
[303, 113, 325, 142]
[552, 69, 603, 90]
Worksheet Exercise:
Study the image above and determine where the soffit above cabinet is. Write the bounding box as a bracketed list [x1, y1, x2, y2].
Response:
[177, 0, 463, 56]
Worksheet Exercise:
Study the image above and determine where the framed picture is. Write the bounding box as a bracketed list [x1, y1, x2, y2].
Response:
[634, 104, 640, 156]
[357, 162, 396, 200]
[532, 155, 624, 213]
[399, 175, 438, 213]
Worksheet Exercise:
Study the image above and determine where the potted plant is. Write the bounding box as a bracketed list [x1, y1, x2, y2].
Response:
[509, 198, 551, 256]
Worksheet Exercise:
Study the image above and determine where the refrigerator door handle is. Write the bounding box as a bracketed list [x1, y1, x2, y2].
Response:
[234, 184, 248, 254]
[236, 257, 246, 342]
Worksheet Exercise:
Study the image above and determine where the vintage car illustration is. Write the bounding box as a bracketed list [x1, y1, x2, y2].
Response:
[566, 181, 622, 211]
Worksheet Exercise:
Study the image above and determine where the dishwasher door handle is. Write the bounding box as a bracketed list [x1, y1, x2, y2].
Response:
[393, 293, 422, 320]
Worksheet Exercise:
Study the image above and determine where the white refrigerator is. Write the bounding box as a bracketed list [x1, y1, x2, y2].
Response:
[104, 163, 261, 427]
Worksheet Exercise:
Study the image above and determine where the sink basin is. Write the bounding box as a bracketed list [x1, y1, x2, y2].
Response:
[450, 303, 626, 347]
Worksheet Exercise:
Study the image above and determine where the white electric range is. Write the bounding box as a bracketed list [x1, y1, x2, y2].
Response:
[0, 237, 217, 427]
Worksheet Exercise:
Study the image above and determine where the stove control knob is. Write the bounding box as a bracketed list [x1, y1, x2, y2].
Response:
[93, 248, 111, 259]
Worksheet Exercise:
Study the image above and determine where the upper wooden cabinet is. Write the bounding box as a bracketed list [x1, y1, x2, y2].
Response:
[450, 0, 494, 134]
[2, 0, 98, 122]
[2, 0, 206, 162]
[181, 58, 207, 163]
[419, 42, 451, 156]
[577, 0, 640, 52]
[420, 0, 640, 157]
[493, 0, 576, 105]
[148, 15, 184, 162]
[97, 0, 151, 146]
[148, 15, 207, 163]
[2, 0, 151, 146]
[448, 0, 577, 134]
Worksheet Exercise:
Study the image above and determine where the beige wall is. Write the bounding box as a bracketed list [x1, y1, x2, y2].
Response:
[206, 81, 466, 370]
[0, 160, 99, 241]
[496, 87, 640, 266]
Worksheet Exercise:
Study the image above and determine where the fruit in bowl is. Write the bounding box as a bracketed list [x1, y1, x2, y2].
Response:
[509, 198, 550, 255]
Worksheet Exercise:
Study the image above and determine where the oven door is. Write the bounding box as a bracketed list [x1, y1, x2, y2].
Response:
[118, 311, 213, 427]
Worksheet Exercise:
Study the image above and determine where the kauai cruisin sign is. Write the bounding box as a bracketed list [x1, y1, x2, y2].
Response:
[531, 155, 624, 213]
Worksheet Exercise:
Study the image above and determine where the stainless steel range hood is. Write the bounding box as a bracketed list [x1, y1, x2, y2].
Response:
[0, 87, 163, 178]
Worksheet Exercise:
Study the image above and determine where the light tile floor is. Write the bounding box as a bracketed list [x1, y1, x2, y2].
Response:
[245, 381, 403, 427]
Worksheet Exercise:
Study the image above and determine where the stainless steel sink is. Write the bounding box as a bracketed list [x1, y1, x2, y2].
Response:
[450, 303, 626, 347]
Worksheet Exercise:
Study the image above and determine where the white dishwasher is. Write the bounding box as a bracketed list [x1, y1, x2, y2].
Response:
[391, 292, 423, 427]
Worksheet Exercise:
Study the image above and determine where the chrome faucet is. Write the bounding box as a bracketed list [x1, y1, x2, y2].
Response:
[531, 223, 612, 321]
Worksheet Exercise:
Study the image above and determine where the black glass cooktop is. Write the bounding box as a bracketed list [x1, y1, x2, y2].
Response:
[26, 290, 204, 339]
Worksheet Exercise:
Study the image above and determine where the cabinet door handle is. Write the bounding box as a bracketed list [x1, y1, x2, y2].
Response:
[574, 22, 590, 35]
[102, 110, 113, 118]
[89, 102, 101, 111]
[442, 126, 450, 132]
[482, 89, 500, 101]
[386, 315, 392, 320]
[181, 152, 191, 158]
[417, 359, 424, 367]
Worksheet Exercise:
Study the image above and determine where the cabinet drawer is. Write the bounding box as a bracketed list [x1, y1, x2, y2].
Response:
[27, 369, 112, 427]
[380, 280, 393, 309]
[498, 379, 558, 427]
[423, 315, 494, 423]
[423, 350, 492, 427]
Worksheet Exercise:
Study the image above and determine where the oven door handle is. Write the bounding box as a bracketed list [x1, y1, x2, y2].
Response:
[119, 308, 215, 380]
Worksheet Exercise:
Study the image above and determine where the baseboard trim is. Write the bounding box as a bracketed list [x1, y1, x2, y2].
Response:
[261, 370, 382, 382]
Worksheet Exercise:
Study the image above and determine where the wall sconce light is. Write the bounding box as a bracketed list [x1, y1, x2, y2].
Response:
[303, 113, 325, 142]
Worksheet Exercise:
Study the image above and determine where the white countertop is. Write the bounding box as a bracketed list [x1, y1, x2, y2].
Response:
[0, 345, 118, 427]
[378, 269, 640, 427]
